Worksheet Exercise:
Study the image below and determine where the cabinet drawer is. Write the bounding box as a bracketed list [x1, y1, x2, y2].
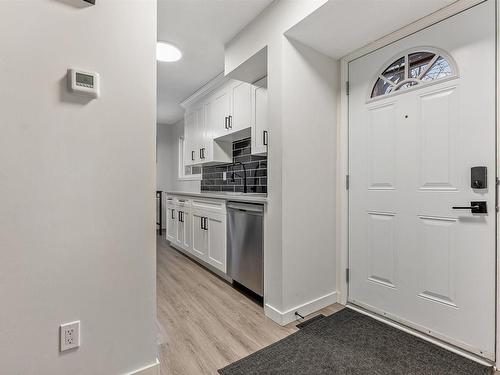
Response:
[174, 197, 191, 208]
[191, 198, 226, 214]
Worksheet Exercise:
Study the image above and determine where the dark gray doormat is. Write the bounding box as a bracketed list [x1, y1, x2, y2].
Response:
[218, 308, 493, 375]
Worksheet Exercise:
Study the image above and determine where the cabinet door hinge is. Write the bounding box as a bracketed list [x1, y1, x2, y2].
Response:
[346, 81, 350, 96]
[346, 175, 350, 190]
[346, 268, 350, 283]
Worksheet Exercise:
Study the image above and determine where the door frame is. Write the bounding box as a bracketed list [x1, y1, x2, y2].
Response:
[337, 0, 498, 366]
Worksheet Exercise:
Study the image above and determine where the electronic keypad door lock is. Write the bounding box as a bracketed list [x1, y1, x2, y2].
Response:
[452, 201, 487, 214]
[471, 166, 487, 189]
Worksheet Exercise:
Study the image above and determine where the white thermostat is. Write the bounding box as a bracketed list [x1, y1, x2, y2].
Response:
[68, 69, 100, 98]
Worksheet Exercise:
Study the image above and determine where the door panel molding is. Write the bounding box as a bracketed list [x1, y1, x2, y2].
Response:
[417, 85, 459, 191]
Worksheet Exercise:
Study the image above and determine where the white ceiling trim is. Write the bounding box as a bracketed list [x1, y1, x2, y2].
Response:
[180, 72, 227, 109]
[343, 0, 486, 62]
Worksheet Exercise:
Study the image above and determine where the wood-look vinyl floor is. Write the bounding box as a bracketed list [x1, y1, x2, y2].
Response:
[156, 236, 343, 375]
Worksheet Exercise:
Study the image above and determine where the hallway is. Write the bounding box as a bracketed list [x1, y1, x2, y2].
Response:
[156, 237, 342, 374]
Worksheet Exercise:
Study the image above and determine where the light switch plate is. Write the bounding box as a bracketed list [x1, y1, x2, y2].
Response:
[60, 321, 80, 351]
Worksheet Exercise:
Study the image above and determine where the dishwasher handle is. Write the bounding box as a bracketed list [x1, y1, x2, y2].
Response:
[227, 202, 264, 213]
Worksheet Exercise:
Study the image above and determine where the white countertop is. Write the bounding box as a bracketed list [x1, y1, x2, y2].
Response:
[166, 191, 267, 204]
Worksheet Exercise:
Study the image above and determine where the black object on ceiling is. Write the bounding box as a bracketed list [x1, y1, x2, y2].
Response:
[83, 0, 95, 4]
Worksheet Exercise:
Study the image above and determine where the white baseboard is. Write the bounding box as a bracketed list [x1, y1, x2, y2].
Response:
[265, 291, 338, 326]
[124, 359, 160, 375]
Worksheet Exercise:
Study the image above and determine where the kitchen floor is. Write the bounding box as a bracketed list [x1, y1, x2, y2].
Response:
[156, 235, 343, 375]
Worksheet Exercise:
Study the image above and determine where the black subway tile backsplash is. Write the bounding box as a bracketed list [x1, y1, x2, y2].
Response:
[233, 138, 251, 150]
[233, 148, 251, 157]
[233, 155, 252, 164]
[201, 137, 267, 194]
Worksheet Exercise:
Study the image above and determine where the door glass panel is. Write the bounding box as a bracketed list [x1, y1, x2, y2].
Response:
[370, 49, 457, 99]
[382, 56, 405, 85]
[422, 56, 453, 81]
[409, 52, 435, 78]
[372, 78, 394, 98]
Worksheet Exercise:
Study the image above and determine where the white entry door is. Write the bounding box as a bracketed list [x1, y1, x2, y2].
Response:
[348, 1, 495, 360]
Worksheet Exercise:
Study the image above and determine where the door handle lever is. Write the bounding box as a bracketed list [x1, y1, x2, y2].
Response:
[452, 201, 487, 214]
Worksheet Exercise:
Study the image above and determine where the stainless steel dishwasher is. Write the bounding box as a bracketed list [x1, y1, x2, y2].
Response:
[227, 202, 264, 297]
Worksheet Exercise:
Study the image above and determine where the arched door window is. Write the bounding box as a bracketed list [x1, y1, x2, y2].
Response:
[371, 48, 458, 99]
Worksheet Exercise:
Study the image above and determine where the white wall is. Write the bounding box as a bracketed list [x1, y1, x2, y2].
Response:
[157, 125, 177, 194]
[225, 0, 339, 324]
[157, 121, 200, 228]
[0, 1, 157, 374]
[225, 0, 328, 73]
[281, 38, 338, 313]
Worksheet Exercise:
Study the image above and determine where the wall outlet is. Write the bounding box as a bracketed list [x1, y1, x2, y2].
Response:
[60, 321, 80, 351]
[223, 171, 227, 181]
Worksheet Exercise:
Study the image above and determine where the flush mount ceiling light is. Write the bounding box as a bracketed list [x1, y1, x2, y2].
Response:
[157, 42, 182, 62]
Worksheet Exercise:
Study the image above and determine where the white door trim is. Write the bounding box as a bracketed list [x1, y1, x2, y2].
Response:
[337, 0, 498, 365]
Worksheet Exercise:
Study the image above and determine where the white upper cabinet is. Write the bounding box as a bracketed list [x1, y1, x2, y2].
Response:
[184, 109, 197, 165]
[184, 104, 204, 165]
[230, 81, 253, 133]
[201, 95, 232, 165]
[182, 77, 268, 166]
[252, 83, 268, 155]
[209, 88, 232, 139]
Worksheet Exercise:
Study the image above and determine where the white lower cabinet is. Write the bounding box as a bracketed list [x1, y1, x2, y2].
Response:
[176, 204, 191, 251]
[166, 200, 177, 243]
[206, 213, 227, 273]
[191, 209, 208, 260]
[167, 195, 227, 275]
[191, 208, 227, 273]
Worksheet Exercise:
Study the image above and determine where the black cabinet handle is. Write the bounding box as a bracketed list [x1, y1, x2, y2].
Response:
[200, 149, 203, 159]
[204, 217, 208, 231]
[191, 151, 195, 161]
[200, 217, 207, 230]
[263, 130, 268, 146]
[224, 116, 228, 129]
[178, 210, 182, 222]
[171, 209, 175, 220]
[228, 115, 232, 129]
[202, 148, 205, 159]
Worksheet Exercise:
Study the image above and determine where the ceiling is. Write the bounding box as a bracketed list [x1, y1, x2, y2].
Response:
[286, 0, 457, 60]
[157, 0, 273, 125]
